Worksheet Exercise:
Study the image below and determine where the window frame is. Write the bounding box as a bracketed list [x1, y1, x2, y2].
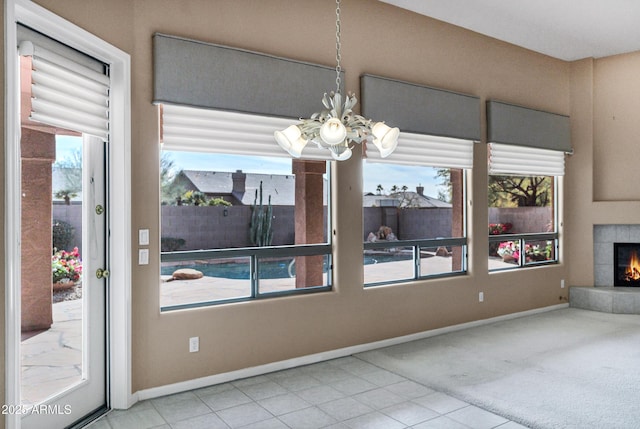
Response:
[363, 238, 468, 287]
[161, 243, 332, 311]
[488, 175, 560, 272]
[488, 233, 558, 271]
[160, 152, 333, 311]
[363, 168, 469, 287]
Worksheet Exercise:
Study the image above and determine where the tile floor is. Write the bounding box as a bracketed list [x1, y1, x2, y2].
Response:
[89, 356, 528, 429]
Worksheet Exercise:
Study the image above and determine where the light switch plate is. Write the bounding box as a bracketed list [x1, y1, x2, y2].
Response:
[139, 229, 149, 246]
[139, 249, 149, 265]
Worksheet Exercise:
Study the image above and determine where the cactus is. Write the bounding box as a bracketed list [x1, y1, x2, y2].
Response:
[250, 181, 273, 247]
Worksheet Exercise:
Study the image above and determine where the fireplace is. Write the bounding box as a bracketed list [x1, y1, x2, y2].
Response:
[613, 243, 640, 286]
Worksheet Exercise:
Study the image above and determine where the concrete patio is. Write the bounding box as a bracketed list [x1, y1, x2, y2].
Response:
[21, 299, 83, 406]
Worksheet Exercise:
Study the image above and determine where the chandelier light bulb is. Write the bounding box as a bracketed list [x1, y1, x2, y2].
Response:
[319, 118, 348, 145]
[274, 125, 308, 158]
[372, 122, 400, 158]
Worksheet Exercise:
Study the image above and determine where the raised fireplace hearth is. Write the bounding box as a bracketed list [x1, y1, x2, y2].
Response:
[570, 287, 640, 314]
[569, 225, 640, 314]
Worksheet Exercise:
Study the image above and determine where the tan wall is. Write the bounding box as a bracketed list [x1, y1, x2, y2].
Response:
[564, 52, 640, 287]
[593, 52, 640, 201]
[566, 59, 595, 287]
[4, 0, 574, 398]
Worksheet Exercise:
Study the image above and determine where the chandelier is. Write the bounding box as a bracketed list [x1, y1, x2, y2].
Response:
[274, 0, 399, 161]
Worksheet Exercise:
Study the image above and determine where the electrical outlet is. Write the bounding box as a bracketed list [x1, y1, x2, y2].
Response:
[189, 337, 199, 353]
[479, 292, 484, 302]
[561, 279, 565, 289]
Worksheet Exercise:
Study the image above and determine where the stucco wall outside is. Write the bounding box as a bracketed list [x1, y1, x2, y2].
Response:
[161, 205, 325, 249]
[64, 205, 552, 252]
[52, 203, 83, 253]
[488, 207, 553, 234]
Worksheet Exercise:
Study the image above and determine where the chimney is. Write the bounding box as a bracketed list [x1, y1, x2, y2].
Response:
[232, 169, 246, 194]
[416, 185, 424, 196]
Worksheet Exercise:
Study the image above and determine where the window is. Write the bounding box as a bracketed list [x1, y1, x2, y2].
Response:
[358, 75, 479, 286]
[159, 106, 331, 310]
[488, 145, 560, 271]
[485, 101, 569, 271]
[362, 133, 470, 286]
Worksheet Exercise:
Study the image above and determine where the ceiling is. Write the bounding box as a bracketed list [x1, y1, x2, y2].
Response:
[380, 0, 640, 61]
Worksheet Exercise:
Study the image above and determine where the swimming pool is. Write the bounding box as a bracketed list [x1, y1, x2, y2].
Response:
[161, 252, 412, 279]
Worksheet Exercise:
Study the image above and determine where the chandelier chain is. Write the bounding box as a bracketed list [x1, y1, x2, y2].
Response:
[273, 0, 399, 161]
[335, 0, 342, 94]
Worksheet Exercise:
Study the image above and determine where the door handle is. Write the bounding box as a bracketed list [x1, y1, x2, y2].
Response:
[96, 268, 110, 279]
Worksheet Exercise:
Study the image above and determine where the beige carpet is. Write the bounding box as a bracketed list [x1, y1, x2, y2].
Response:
[357, 308, 640, 429]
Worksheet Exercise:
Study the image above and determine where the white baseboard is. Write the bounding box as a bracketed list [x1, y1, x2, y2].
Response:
[133, 303, 568, 404]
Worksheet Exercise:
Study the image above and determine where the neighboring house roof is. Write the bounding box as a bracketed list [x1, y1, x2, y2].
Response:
[178, 170, 235, 195]
[178, 170, 328, 206]
[363, 193, 399, 208]
[363, 190, 451, 208]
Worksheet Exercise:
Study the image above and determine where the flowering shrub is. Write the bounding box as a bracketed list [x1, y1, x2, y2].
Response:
[52, 247, 83, 283]
[489, 223, 513, 235]
[497, 241, 519, 261]
[497, 241, 552, 264]
[489, 223, 514, 257]
[524, 242, 552, 261]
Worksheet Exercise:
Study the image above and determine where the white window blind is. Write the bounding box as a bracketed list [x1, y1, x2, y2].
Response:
[365, 132, 474, 169]
[19, 41, 110, 140]
[161, 104, 333, 161]
[488, 143, 565, 176]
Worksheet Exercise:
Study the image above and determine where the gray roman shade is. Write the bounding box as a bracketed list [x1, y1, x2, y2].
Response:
[361, 74, 479, 169]
[486, 101, 571, 153]
[487, 101, 571, 176]
[153, 33, 341, 118]
[361, 74, 480, 141]
[155, 33, 345, 160]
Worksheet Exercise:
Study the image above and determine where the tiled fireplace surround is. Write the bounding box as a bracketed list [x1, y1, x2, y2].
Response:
[570, 224, 640, 314]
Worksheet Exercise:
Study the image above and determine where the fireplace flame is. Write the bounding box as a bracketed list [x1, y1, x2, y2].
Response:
[624, 250, 640, 281]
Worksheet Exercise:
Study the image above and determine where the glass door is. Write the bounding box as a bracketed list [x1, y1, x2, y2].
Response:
[19, 121, 107, 427]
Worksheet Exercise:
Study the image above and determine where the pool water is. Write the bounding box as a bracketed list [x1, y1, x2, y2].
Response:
[162, 253, 412, 279]
[162, 259, 298, 280]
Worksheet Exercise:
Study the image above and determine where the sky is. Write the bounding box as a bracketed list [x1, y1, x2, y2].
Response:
[56, 135, 444, 197]
[163, 150, 443, 197]
[55, 135, 82, 164]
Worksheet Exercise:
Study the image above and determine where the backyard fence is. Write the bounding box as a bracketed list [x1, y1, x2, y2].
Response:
[54, 204, 553, 253]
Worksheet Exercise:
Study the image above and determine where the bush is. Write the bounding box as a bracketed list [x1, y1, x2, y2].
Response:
[181, 190, 207, 206]
[52, 247, 82, 283]
[207, 197, 232, 207]
[52, 219, 75, 251]
[161, 237, 186, 252]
